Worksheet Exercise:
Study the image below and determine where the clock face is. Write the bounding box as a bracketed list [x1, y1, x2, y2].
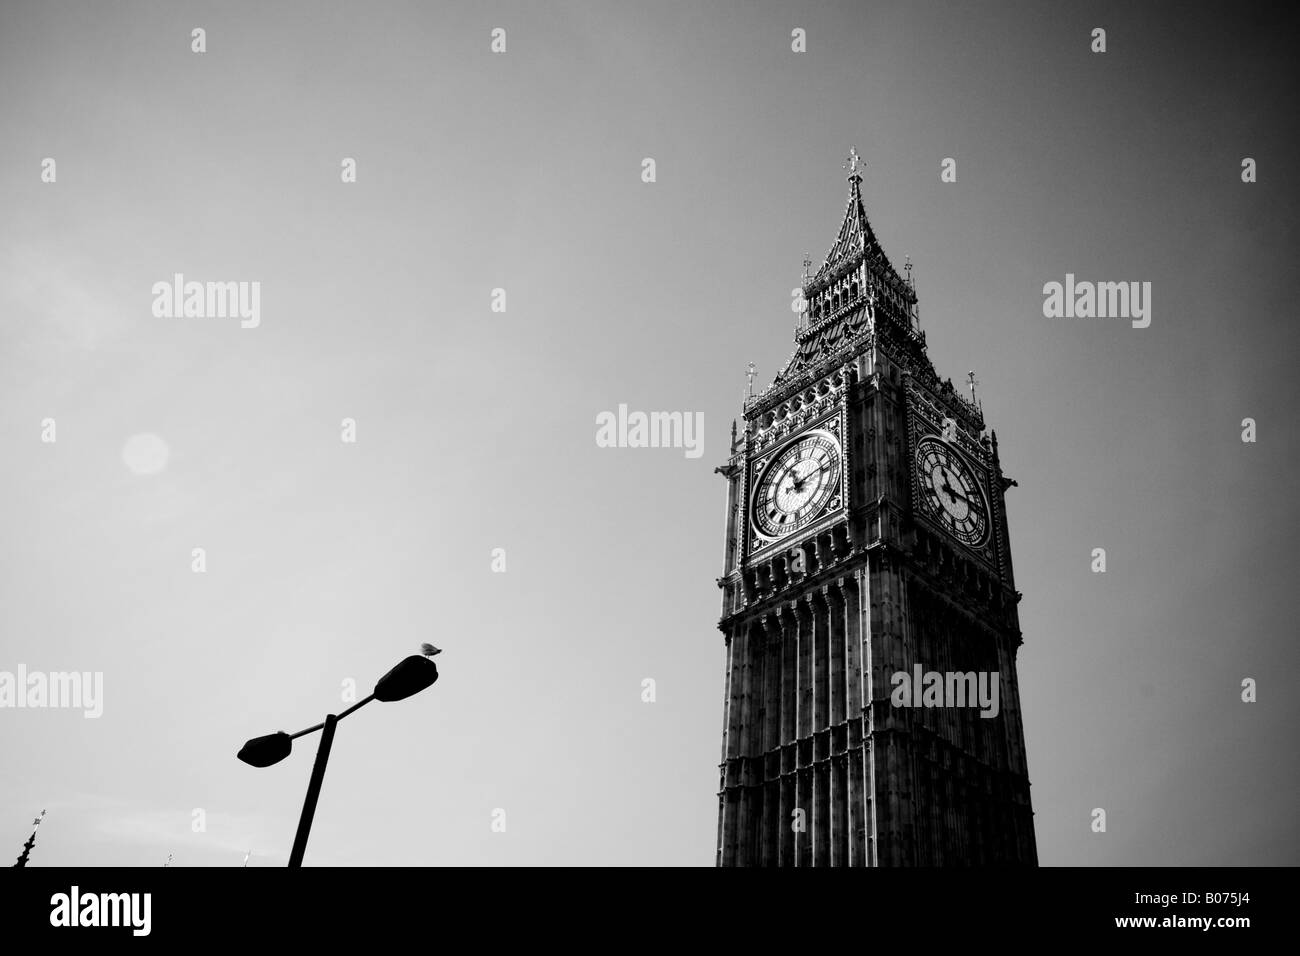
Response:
[915, 436, 990, 547]
[752, 432, 841, 538]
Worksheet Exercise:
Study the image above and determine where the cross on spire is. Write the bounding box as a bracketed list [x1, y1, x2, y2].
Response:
[843, 146, 865, 178]
[967, 370, 979, 404]
[745, 362, 757, 397]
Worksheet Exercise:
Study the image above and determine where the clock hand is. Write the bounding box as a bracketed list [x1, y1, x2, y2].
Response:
[941, 482, 970, 504]
[790, 462, 826, 486]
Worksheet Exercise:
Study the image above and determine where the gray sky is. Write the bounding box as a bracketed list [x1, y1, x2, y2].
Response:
[1, 0, 1296, 866]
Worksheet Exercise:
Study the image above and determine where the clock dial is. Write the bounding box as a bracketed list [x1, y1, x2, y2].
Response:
[915, 436, 990, 547]
[753, 433, 841, 538]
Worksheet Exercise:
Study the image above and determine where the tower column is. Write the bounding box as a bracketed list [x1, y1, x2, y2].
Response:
[759, 614, 781, 866]
[733, 619, 758, 865]
[828, 579, 849, 866]
[810, 588, 831, 866]
[779, 602, 800, 867]
[795, 596, 814, 867]
[718, 624, 742, 866]
[843, 570, 867, 865]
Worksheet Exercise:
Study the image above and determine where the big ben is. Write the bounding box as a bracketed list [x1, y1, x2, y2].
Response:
[714, 151, 1037, 866]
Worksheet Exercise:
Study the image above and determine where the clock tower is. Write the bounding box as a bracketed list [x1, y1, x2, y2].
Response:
[714, 156, 1037, 866]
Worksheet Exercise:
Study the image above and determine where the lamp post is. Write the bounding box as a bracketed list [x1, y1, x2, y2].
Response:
[237, 654, 439, 867]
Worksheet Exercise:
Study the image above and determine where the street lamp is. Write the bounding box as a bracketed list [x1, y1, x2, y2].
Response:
[237, 654, 439, 867]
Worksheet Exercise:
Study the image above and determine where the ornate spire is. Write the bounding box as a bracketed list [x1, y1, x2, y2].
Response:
[762, 152, 926, 399]
[13, 809, 46, 867]
[809, 172, 870, 284]
[805, 149, 909, 296]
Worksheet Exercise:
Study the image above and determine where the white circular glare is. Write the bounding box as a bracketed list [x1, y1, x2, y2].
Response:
[122, 433, 170, 476]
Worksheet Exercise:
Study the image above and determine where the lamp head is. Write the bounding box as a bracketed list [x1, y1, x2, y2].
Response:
[374, 655, 439, 702]
[237, 731, 292, 768]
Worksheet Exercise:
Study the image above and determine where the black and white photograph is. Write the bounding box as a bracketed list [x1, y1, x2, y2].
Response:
[1, 0, 1295, 939]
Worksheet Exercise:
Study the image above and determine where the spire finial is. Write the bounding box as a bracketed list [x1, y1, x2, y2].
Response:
[967, 370, 979, 404]
[843, 146, 864, 179]
[745, 362, 757, 397]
